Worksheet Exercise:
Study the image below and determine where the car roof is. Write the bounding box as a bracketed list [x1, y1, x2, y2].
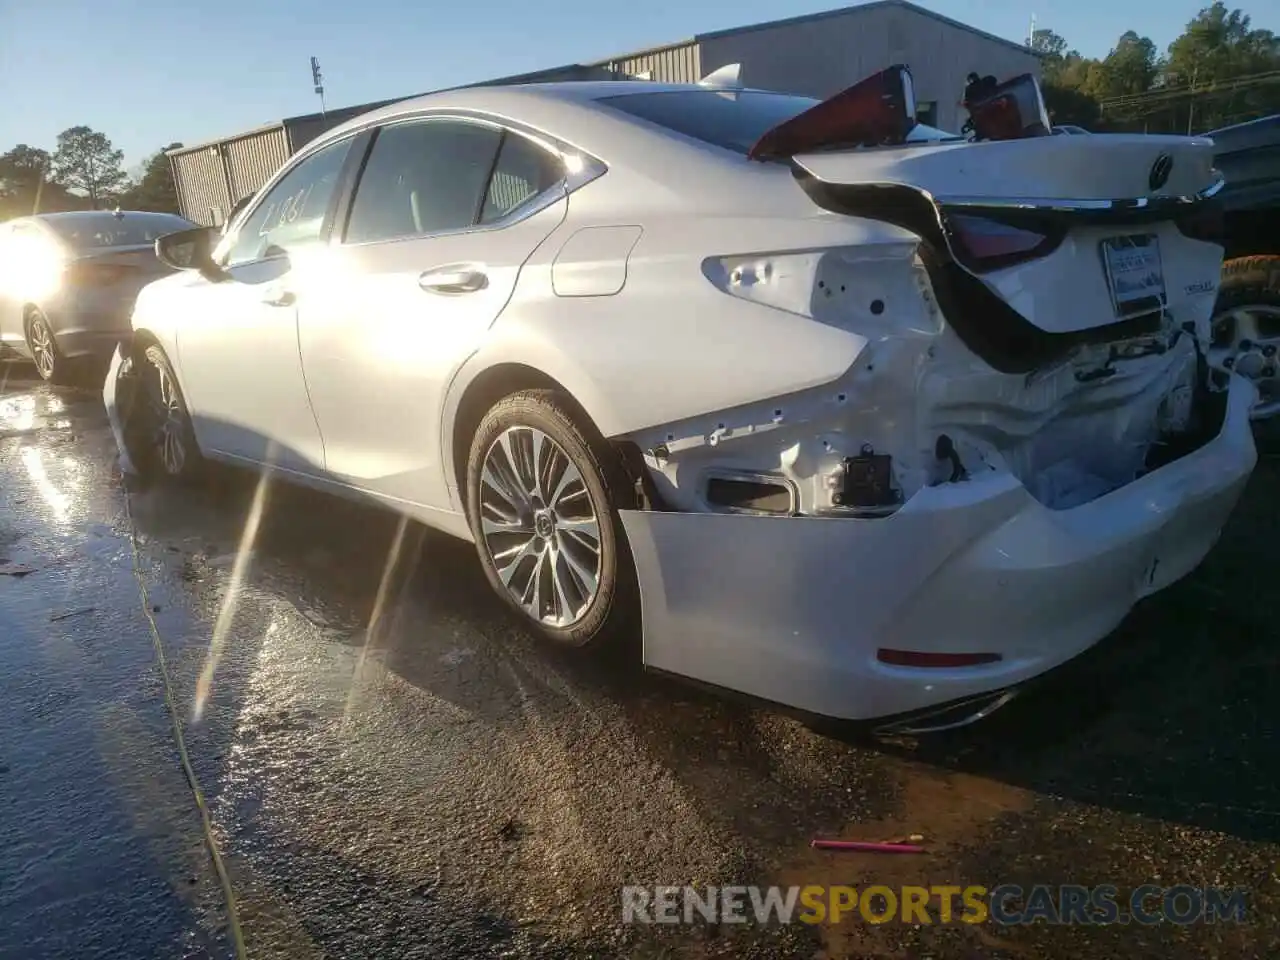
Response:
[32, 210, 191, 223]
[312, 80, 811, 153]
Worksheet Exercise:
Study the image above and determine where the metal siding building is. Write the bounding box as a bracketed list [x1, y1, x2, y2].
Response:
[692, 2, 1042, 132]
[587, 0, 1041, 132]
[169, 2, 1040, 225]
[593, 40, 702, 85]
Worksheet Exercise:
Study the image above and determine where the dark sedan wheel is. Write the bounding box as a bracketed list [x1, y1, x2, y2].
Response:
[466, 389, 638, 649]
[25, 308, 69, 384]
[135, 344, 202, 481]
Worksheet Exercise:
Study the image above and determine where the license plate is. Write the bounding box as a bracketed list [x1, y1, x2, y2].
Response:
[1101, 234, 1166, 318]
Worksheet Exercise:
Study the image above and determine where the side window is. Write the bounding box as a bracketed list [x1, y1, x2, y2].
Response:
[479, 133, 565, 224]
[224, 137, 350, 266]
[344, 120, 502, 245]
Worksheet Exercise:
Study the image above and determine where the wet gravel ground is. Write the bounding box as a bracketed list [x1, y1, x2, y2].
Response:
[0, 364, 1277, 960]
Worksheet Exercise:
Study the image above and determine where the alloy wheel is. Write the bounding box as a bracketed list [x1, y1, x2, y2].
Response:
[28, 315, 55, 380]
[478, 426, 602, 628]
[1209, 304, 1280, 419]
[145, 355, 188, 475]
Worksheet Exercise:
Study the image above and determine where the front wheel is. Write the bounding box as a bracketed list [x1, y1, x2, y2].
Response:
[132, 344, 203, 482]
[465, 389, 638, 649]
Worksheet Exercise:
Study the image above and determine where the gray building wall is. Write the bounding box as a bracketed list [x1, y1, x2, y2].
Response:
[696, 3, 1041, 132]
[593, 41, 701, 83]
[283, 99, 408, 154]
[170, 142, 236, 227]
[223, 127, 292, 207]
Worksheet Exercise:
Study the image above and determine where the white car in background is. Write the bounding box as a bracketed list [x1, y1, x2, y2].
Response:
[106, 66, 1255, 733]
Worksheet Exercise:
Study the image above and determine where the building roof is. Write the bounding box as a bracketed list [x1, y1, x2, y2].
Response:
[592, 0, 1041, 66]
[167, 121, 289, 159]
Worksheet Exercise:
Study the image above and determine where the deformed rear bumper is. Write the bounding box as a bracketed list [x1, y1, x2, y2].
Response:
[620, 375, 1258, 723]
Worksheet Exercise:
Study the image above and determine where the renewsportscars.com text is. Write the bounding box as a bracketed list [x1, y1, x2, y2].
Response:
[621, 884, 1248, 926]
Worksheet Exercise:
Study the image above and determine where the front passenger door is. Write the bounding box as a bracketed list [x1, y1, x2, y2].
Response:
[173, 137, 353, 473]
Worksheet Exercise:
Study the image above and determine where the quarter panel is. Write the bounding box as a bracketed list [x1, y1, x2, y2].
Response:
[441, 212, 910, 504]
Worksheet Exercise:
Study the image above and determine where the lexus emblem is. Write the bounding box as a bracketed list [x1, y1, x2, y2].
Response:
[1149, 153, 1174, 191]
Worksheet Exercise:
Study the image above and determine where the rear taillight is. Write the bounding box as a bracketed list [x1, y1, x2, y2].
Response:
[748, 64, 917, 160]
[945, 213, 1060, 272]
[962, 72, 1052, 141]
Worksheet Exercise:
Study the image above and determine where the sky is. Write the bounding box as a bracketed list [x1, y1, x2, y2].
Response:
[0, 0, 1263, 172]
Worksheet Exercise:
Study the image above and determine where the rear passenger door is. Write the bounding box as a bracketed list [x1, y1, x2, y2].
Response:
[295, 116, 569, 511]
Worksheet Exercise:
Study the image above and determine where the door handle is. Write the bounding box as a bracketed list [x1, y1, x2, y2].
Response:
[262, 287, 295, 307]
[418, 266, 488, 295]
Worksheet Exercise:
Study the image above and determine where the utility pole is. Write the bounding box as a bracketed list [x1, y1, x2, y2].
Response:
[32, 157, 48, 214]
[1028, 13, 1037, 47]
[1186, 66, 1199, 135]
[311, 56, 327, 119]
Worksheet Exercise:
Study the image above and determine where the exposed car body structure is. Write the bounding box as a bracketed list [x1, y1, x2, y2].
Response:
[106, 69, 1255, 732]
[1204, 114, 1280, 418]
[0, 210, 195, 382]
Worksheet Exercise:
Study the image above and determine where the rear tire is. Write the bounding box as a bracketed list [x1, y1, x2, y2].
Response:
[465, 389, 638, 649]
[25, 308, 74, 385]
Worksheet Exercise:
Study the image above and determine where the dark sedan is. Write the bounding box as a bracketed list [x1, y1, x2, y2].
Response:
[0, 210, 195, 383]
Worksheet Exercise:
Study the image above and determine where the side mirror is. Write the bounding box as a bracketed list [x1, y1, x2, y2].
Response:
[155, 226, 227, 282]
[223, 194, 254, 235]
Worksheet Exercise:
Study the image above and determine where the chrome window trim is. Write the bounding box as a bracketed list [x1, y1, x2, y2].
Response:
[214, 131, 362, 268]
[336, 114, 589, 249]
[305, 106, 608, 196]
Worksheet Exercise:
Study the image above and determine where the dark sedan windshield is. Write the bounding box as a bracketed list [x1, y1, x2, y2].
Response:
[41, 212, 195, 250]
[598, 90, 820, 154]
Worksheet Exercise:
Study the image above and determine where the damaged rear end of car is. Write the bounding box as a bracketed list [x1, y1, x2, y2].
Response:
[609, 67, 1257, 730]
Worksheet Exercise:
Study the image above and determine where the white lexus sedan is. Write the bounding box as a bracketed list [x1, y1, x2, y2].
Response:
[107, 67, 1256, 732]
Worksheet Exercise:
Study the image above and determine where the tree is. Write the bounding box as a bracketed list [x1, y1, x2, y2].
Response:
[1165, 1, 1280, 85]
[1042, 83, 1103, 128]
[118, 143, 183, 213]
[0, 144, 80, 219]
[1032, 28, 1082, 86]
[1086, 31, 1161, 101]
[50, 126, 128, 209]
[1031, 26, 1105, 127]
[1031, 28, 1070, 60]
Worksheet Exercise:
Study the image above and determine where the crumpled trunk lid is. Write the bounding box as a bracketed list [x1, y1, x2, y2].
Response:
[793, 133, 1217, 202]
[792, 132, 1225, 373]
[788, 132, 1228, 510]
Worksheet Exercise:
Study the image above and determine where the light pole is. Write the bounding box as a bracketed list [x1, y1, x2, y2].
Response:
[311, 57, 327, 119]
